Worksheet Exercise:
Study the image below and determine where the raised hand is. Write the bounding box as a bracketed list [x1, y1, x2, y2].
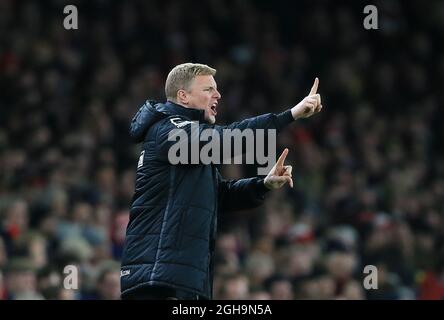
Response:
[291, 77, 323, 120]
[264, 148, 293, 190]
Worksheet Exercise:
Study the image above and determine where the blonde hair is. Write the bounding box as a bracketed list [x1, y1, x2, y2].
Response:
[165, 63, 216, 101]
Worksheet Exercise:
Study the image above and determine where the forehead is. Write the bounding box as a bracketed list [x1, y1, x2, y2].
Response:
[190, 75, 217, 88]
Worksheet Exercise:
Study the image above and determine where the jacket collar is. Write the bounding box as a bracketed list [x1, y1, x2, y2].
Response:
[164, 101, 206, 122]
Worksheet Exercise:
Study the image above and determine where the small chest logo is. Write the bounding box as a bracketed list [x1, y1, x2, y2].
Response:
[137, 150, 145, 168]
[120, 270, 131, 277]
[170, 117, 193, 128]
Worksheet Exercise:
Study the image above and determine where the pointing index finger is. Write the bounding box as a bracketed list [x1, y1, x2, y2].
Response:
[309, 77, 319, 95]
[276, 148, 288, 168]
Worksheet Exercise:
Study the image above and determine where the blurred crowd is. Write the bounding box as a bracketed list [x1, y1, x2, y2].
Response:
[1, 0, 444, 300]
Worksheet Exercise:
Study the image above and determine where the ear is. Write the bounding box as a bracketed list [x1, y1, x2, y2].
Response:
[177, 89, 188, 105]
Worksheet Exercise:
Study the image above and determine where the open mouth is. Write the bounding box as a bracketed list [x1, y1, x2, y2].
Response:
[210, 103, 217, 115]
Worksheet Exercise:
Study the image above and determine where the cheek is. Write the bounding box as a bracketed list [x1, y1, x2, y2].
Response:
[191, 93, 211, 109]
[199, 98, 211, 110]
[201, 94, 212, 103]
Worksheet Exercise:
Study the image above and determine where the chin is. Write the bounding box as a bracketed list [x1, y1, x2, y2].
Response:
[206, 115, 216, 124]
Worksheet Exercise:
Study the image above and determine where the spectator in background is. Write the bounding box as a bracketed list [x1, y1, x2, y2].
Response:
[94, 261, 121, 300]
[264, 274, 295, 300]
[0, 269, 5, 300]
[218, 273, 250, 300]
[0, 238, 7, 270]
[0, 200, 29, 256]
[3, 258, 43, 300]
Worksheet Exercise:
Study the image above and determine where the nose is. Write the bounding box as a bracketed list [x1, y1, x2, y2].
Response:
[214, 89, 221, 99]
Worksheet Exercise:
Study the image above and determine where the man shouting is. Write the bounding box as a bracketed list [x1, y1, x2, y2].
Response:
[120, 63, 322, 300]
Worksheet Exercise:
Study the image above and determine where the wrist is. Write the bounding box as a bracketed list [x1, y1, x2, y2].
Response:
[263, 177, 274, 190]
[261, 178, 273, 192]
[276, 109, 295, 128]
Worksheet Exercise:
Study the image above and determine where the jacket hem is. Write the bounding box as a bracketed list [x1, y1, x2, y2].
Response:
[121, 280, 209, 300]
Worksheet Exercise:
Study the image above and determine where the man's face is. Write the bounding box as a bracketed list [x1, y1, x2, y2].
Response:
[182, 75, 221, 124]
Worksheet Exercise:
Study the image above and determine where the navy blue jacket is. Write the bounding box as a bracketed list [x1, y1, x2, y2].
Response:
[120, 100, 294, 299]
